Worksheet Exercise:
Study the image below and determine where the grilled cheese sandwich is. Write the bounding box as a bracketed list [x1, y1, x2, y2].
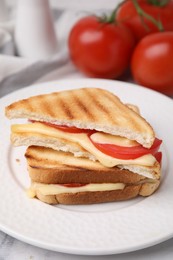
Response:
[5, 87, 162, 205]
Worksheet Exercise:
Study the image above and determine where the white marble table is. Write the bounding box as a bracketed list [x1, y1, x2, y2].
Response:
[1, 230, 173, 259]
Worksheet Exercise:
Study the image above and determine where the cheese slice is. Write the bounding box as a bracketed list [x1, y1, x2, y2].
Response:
[12, 123, 156, 168]
[27, 182, 125, 197]
[90, 132, 138, 146]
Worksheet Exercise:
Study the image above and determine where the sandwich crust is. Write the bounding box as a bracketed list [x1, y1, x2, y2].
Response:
[27, 164, 146, 184]
[5, 88, 155, 148]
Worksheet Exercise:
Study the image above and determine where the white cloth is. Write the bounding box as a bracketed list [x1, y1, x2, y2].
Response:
[0, 6, 86, 97]
[0, 0, 128, 97]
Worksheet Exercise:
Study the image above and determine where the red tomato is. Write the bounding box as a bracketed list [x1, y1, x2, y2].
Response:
[154, 152, 162, 164]
[68, 16, 135, 79]
[42, 122, 94, 134]
[117, 0, 173, 41]
[131, 32, 173, 95]
[60, 183, 87, 188]
[89, 136, 162, 160]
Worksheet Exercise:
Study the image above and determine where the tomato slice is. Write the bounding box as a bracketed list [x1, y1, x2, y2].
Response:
[89, 136, 162, 160]
[154, 152, 162, 164]
[30, 120, 94, 134]
[60, 183, 87, 188]
[47, 124, 93, 134]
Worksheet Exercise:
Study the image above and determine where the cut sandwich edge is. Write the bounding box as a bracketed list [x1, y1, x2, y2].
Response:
[27, 180, 160, 205]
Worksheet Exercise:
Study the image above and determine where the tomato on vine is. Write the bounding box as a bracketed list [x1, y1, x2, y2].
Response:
[117, 0, 173, 41]
[68, 14, 135, 79]
[131, 31, 173, 95]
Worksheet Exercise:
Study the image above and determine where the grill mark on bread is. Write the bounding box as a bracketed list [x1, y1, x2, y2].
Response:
[41, 93, 62, 117]
[72, 90, 95, 121]
[57, 96, 74, 119]
[25, 153, 33, 160]
[38, 95, 57, 117]
[95, 89, 143, 131]
[84, 88, 115, 124]
[7, 98, 31, 111]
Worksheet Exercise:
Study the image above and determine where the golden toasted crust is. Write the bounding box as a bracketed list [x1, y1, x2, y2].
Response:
[5, 88, 155, 147]
[33, 182, 160, 205]
[28, 164, 146, 184]
[139, 180, 160, 196]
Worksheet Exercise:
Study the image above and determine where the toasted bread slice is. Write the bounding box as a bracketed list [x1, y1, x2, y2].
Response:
[25, 146, 160, 182]
[5, 88, 155, 148]
[12, 132, 96, 161]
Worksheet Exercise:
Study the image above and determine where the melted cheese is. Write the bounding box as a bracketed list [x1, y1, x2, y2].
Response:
[27, 182, 125, 197]
[90, 132, 138, 146]
[12, 123, 156, 167]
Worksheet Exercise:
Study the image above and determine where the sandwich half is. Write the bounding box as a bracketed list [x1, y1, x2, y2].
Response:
[26, 146, 160, 205]
[5, 87, 162, 204]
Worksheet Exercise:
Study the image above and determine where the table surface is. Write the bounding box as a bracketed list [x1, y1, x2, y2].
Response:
[1, 230, 173, 259]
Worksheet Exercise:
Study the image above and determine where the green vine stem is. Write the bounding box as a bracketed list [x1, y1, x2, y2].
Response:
[97, 0, 169, 29]
[132, 0, 164, 31]
[97, 9, 117, 24]
[147, 0, 170, 6]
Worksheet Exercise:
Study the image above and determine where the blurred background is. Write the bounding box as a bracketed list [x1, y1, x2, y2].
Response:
[0, 0, 124, 97]
[1, 0, 173, 96]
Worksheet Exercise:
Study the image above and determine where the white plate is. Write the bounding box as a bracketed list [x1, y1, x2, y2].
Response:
[0, 78, 172, 256]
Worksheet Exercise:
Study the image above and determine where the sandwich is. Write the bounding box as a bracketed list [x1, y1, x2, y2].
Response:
[5, 87, 162, 204]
